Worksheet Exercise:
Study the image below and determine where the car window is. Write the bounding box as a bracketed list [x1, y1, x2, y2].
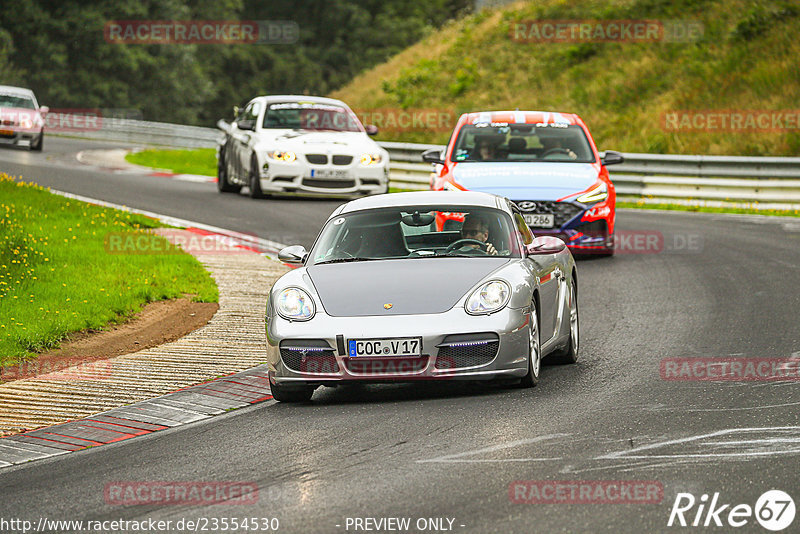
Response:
[309, 206, 520, 264]
[451, 123, 595, 163]
[262, 102, 362, 132]
[0, 94, 36, 109]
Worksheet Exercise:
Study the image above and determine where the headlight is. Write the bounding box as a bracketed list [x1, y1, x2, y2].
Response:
[268, 150, 296, 163]
[465, 280, 511, 315]
[276, 287, 315, 321]
[576, 182, 608, 204]
[20, 117, 33, 129]
[360, 153, 382, 165]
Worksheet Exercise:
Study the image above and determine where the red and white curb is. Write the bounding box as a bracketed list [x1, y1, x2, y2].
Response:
[0, 366, 273, 468]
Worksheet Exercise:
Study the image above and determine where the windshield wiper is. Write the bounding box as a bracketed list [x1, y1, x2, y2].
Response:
[315, 257, 379, 265]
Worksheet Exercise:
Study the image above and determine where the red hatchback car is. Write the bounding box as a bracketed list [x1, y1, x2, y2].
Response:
[424, 111, 623, 255]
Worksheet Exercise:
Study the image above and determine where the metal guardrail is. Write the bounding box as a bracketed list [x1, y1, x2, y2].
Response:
[51, 117, 800, 205]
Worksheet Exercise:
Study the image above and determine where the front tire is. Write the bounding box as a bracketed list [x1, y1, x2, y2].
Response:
[549, 279, 579, 365]
[217, 147, 241, 193]
[249, 154, 265, 199]
[31, 132, 43, 151]
[270, 381, 315, 403]
[519, 300, 541, 388]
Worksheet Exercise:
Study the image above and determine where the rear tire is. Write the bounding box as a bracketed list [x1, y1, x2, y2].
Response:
[217, 148, 241, 193]
[549, 279, 579, 365]
[249, 154, 265, 199]
[519, 300, 541, 388]
[270, 381, 315, 403]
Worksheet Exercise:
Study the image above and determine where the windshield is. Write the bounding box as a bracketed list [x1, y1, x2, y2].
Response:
[451, 123, 595, 163]
[309, 205, 522, 264]
[0, 94, 36, 109]
[262, 102, 362, 132]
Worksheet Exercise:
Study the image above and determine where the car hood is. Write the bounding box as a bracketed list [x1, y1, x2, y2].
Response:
[452, 162, 599, 201]
[307, 258, 510, 316]
[254, 130, 382, 155]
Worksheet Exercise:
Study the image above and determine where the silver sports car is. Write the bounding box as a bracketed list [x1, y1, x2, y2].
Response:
[265, 191, 579, 402]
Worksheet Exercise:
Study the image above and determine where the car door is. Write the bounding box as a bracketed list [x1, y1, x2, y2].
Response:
[514, 209, 563, 344]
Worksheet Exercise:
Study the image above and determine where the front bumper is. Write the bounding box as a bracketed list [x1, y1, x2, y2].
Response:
[266, 305, 532, 385]
[0, 127, 41, 147]
[259, 158, 389, 197]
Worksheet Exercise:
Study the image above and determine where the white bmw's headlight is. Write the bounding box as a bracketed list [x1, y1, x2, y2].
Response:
[465, 280, 511, 315]
[360, 153, 382, 165]
[576, 182, 608, 204]
[268, 150, 297, 163]
[20, 117, 33, 129]
[276, 287, 315, 321]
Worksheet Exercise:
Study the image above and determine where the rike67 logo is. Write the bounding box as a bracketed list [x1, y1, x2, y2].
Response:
[668, 490, 795, 531]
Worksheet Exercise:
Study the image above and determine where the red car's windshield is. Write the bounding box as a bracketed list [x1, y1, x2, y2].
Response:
[451, 123, 595, 163]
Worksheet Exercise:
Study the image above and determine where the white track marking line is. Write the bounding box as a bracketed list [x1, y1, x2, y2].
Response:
[417, 434, 569, 464]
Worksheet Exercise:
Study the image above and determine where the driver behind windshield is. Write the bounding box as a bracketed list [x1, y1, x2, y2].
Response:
[540, 136, 577, 160]
[460, 214, 498, 255]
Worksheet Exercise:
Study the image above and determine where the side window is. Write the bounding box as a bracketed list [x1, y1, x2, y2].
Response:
[513, 212, 534, 245]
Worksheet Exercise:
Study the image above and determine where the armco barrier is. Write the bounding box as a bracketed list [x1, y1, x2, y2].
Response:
[50, 116, 800, 205]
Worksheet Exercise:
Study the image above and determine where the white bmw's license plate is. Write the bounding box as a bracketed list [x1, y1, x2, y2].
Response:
[348, 337, 422, 357]
[311, 169, 351, 179]
[524, 213, 555, 228]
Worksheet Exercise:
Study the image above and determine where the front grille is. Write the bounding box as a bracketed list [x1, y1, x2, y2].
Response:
[332, 155, 353, 165]
[305, 154, 328, 164]
[435, 333, 499, 369]
[344, 356, 429, 375]
[302, 178, 355, 189]
[513, 200, 583, 227]
[280, 340, 339, 373]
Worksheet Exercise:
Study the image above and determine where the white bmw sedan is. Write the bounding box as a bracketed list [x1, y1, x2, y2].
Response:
[217, 95, 389, 198]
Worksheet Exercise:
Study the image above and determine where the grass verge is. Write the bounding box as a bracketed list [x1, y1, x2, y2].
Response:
[617, 200, 800, 217]
[0, 174, 218, 366]
[126, 148, 216, 176]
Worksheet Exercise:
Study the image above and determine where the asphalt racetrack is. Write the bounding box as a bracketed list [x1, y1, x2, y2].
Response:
[1, 137, 799, 533]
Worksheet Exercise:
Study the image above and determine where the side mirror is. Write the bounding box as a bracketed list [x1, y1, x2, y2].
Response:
[237, 119, 255, 131]
[39, 106, 49, 116]
[526, 236, 566, 256]
[421, 148, 445, 164]
[278, 245, 308, 264]
[601, 150, 624, 166]
[365, 124, 379, 136]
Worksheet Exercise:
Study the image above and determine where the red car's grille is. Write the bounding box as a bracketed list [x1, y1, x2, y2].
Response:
[514, 200, 584, 227]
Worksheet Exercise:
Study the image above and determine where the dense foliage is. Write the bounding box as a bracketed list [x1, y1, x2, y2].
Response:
[0, 0, 469, 125]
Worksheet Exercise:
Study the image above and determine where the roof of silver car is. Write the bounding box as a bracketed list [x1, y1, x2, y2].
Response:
[336, 191, 506, 215]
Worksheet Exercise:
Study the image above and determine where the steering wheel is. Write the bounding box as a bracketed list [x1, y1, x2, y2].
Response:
[445, 239, 488, 254]
[542, 147, 572, 158]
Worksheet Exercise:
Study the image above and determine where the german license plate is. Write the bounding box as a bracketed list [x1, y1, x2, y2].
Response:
[524, 213, 555, 228]
[348, 337, 422, 357]
[311, 169, 350, 179]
